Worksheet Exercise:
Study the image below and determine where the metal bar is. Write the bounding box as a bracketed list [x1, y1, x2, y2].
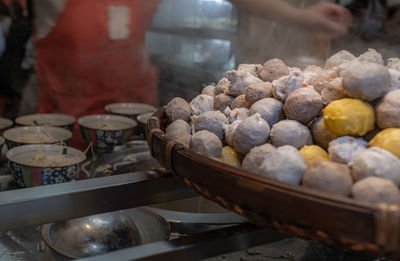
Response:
[145, 207, 248, 234]
[0, 171, 197, 230]
[77, 223, 289, 261]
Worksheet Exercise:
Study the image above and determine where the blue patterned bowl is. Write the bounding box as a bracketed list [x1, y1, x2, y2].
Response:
[78, 115, 137, 152]
[6, 144, 86, 187]
[105, 103, 156, 120]
[15, 113, 76, 131]
[3, 126, 72, 149]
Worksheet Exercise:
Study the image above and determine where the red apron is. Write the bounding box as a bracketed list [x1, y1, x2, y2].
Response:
[35, 0, 159, 150]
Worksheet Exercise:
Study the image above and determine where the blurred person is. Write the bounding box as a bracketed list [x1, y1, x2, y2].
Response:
[33, 1, 159, 149]
[34, 0, 350, 150]
[228, 0, 352, 66]
[0, 1, 9, 57]
[230, 0, 352, 40]
[0, 0, 30, 118]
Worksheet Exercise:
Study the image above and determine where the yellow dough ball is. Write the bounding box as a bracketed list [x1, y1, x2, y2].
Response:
[220, 146, 243, 167]
[323, 98, 375, 136]
[300, 145, 329, 166]
[370, 128, 400, 159]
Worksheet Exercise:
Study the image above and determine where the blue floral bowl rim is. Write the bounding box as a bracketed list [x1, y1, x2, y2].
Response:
[6, 144, 86, 168]
[78, 114, 137, 131]
[104, 103, 157, 117]
[15, 113, 76, 127]
[3, 126, 73, 144]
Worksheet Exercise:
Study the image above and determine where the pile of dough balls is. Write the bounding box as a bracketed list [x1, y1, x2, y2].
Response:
[165, 49, 400, 207]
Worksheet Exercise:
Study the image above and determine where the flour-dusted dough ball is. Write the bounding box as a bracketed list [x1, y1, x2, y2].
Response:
[189, 94, 214, 116]
[284, 88, 323, 124]
[172, 133, 191, 148]
[214, 77, 230, 95]
[166, 119, 191, 139]
[387, 69, 400, 93]
[190, 130, 222, 158]
[230, 94, 250, 109]
[224, 107, 249, 123]
[311, 116, 337, 150]
[325, 50, 355, 70]
[352, 177, 400, 206]
[328, 136, 368, 164]
[245, 82, 273, 105]
[220, 146, 243, 168]
[214, 93, 234, 112]
[201, 85, 215, 96]
[270, 120, 312, 149]
[237, 63, 263, 77]
[272, 67, 305, 102]
[166, 97, 191, 123]
[350, 147, 400, 185]
[357, 48, 384, 65]
[321, 77, 347, 105]
[370, 128, 400, 159]
[194, 110, 228, 140]
[302, 161, 353, 197]
[309, 70, 337, 94]
[376, 89, 400, 129]
[242, 143, 276, 174]
[341, 62, 391, 101]
[260, 58, 290, 82]
[259, 145, 306, 185]
[226, 71, 263, 97]
[323, 98, 375, 136]
[303, 65, 324, 85]
[387, 58, 400, 71]
[224, 120, 241, 146]
[300, 145, 329, 166]
[249, 98, 283, 127]
[233, 114, 270, 154]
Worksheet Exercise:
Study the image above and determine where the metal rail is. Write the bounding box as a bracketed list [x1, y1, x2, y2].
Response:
[0, 171, 197, 230]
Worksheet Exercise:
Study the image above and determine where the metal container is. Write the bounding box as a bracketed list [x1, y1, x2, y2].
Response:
[41, 208, 170, 259]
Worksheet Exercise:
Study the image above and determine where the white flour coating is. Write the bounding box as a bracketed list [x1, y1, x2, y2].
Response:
[328, 136, 368, 164]
[259, 145, 306, 185]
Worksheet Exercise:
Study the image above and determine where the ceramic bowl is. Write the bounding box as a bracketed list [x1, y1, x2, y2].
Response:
[136, 111, 155, 138]
[3, 126, 72, 149]
[104, 103, 157, 119]
[78, 114, 137, 152]
[15, 113, 76, 131]
[7, 144, 86, 187]
[0, 117, 13, 133]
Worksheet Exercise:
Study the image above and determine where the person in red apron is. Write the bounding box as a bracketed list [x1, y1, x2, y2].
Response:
[34, 0, 159, 150]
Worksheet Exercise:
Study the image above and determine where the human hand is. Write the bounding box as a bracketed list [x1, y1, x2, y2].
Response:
[295, 2, 352, 40]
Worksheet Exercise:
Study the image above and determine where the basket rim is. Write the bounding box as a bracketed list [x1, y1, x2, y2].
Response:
[146, 106, 400, 255]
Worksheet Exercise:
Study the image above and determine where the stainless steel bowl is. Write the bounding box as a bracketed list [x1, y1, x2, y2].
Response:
[41, 208, 170, 259]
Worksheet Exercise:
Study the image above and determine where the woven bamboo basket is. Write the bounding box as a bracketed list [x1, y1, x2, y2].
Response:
[146, 107, 400, 256]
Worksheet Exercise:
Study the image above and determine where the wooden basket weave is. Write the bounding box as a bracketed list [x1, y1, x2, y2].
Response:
[146, 107, 400, 256]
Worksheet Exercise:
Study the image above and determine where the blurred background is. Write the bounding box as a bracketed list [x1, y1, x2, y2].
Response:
[0, 0, 399, 117]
